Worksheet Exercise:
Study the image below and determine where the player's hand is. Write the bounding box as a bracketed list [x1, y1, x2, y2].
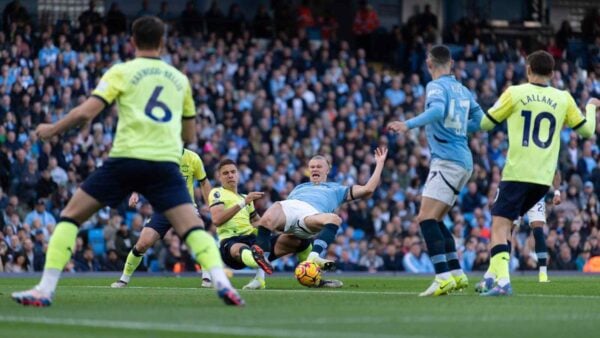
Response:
[374, 147, 388, 165]
[587, 98, 600, 107]
[245, 192, 265, 204]
[552, 194, 562, 206]
[387, 121, 408, 134]
[35, 124, 56, 141]
[128, 193, 139, 208]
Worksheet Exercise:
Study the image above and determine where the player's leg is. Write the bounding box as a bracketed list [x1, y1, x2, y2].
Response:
[437, 208, 468, 291]
[112, 225, 161, 288]
[254, 202, 286, 272]
[304, 212, 342, 271]
[481, 182, 548, 296]
[527, 199, 549, 282]
[142, 161, 242, 306]
[416, 196, 457, 296]
[12, 188, 103, 306]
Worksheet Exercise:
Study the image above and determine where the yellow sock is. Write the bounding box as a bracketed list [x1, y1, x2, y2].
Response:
[241, 248, 258, 268]
[123, 250, 143, 277]
[44, 221, 78, 270]
[297, 244, 312, 262]
[491, 252, 510, 282]
[185, 229, 223, 271]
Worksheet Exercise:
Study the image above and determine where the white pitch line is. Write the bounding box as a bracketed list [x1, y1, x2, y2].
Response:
[0, 315, 435, 338]
[69, 285, 600, 299]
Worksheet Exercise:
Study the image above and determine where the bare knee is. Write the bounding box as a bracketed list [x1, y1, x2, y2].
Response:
[324, 213, 342, 226]
[260, 202, 282, 229]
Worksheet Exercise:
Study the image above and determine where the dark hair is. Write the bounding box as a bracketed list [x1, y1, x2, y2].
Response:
[217, 158, 237, 171]
[428, 45, 451, 66]
[132, 16, 165, 50]
[527, 50, 554, 77]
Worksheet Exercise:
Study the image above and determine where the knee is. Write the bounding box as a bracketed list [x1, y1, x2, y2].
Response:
[325, 214, 342, 226]
[135, 238, 153, 253]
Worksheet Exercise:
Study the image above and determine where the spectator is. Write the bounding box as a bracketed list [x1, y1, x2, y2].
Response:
[114, 222, 137, 262]
[78, 0, 102, 32]
[381, 244, 403, 271]
[553, 243, 577, 270]
[105, 2, 127, 35]
[180, 1, 202, 36]
[102, 249, 124, 271]
[253, 4, 273, 38]
[75, 247, 101, 272]
[2, 0, 30, 34]
[403, 239, 434, 273]
[352, 0, 380, 55]
[358, 245, 384, 272]
[24, 198, 55, 229]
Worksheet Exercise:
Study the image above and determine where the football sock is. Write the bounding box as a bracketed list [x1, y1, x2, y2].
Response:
[240, 247, 259, 268]
[120, 247, 144, 283]
[183, 227, 231, 289]
[297, 243, 313, 262]
[201, 270, 211, 281]
[533, 227, 548, 267]
[438, 221, 462, 275]
[313, 223, 339, 255]
[490, 244, 510, 287]
[255, 268, 265, 280]
[420, 219, 449, 276]
[256, 226, 272, 258]
[37, 219, 79, 294]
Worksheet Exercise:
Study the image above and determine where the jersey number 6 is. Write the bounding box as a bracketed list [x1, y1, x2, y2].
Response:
[145, 86, 173, 122]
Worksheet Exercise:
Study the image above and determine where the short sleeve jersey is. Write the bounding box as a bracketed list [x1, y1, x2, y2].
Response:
[180, 149, 207, 204]
[208, 187, 257, 241]
[485, 83, 585, 186]
[92, 57, 196, 164]
[287, 182, 349, 213]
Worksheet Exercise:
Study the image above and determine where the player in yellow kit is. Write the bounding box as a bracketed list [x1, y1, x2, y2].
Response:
[477, 50, 598, 296]
[12, 16, 244, 306]
[210, 159, 343, 289]
[110, 148, 219, 288]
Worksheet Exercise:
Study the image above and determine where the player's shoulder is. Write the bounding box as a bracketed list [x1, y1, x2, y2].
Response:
[210, 187, 226, 202]
[182, 149, 201, 162]
[425, 80, 446, 97]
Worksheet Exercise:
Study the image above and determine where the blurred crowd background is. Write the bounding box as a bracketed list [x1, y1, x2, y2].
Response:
[1, 0, 600, 274]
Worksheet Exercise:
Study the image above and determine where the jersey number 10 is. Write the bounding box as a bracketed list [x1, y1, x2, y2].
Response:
[521, 110, 556, 149]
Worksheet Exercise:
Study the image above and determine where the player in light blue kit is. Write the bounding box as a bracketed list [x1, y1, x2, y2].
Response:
[388, 45, 483, 296]
[254, 148, 388, 270]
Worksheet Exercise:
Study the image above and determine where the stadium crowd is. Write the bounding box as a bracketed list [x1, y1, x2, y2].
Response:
[1, 1, 600, 275]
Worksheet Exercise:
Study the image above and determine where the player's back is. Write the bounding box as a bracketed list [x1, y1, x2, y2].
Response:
[425, 75, 475, 170]
[93, 57, 194, 164]
[493, 83, 580, 185]
[288, 182, 348, 213]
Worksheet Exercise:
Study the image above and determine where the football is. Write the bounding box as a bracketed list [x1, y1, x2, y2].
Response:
[294, 261, 322, 287]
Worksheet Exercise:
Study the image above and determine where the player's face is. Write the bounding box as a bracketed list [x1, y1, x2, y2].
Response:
[308, 158, 329, 183]
[218, 164, 239, 189]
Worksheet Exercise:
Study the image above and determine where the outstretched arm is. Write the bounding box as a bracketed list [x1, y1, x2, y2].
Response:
[35, 97, 105, 140]
[348, 147, 388, 200]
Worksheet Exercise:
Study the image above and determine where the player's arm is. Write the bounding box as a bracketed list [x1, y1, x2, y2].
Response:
[348, 147, 387, 200]
[388, 83, 445, 133]
[35, 97, 105, 140]
[199, 179, 211, 204]
[129, 192, 139, 208]
[467, 95, 483, 133]
[568, 97, 599, 138]
[250, 211, 261, 227]
[182, 81, 197, 144]
[552, 170, 562, 205]
[481, 87, 514, 130]
[210, 192, 264, 226]
[193, 157, 211, 203]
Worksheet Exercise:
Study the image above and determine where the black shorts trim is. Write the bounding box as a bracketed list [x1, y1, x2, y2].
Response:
[491, 181, 549, 220]
[484, 111, 500, 125]
[219, 234, 256, 270]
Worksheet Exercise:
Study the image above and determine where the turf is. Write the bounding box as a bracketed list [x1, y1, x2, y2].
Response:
[1, 274, 599, 338]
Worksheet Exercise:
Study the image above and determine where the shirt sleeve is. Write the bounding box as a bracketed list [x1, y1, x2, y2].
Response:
[182, 81, 196, 119]
[91, 64, 125, 106]
[208, 189, 222, 207]
[336, 184, 350, 205]
[467, 94, 483, 133]
[482, 87, 514, 130]
[194, 155, 207, 181]
[425, 82, 446, 110]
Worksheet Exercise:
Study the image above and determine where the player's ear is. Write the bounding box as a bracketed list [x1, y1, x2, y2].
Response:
[130, 36, 137, 50]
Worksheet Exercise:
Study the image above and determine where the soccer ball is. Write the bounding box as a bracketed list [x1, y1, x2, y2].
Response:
[295, 261, 321, 287]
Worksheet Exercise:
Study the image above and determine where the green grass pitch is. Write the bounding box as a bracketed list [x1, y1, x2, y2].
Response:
[1, 275, 599, 338]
